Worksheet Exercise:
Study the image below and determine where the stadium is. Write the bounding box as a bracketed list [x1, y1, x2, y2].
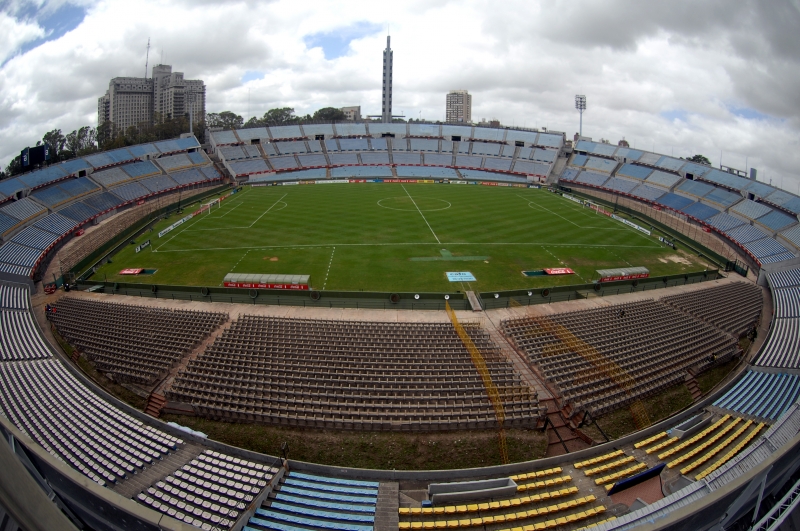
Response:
[1, 116, 800, 531]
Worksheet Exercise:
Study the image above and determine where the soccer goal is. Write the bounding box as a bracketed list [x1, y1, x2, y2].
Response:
[204, 198, 220, 214]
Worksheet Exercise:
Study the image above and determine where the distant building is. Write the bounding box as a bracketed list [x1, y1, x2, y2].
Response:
[618, 138, 630, 148]
[341, 106, 362, 121]
[446, 90, 472, 123]
[97, 64, 206, 133]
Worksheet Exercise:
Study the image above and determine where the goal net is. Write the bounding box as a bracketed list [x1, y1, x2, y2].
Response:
[204, 198, 220, 214]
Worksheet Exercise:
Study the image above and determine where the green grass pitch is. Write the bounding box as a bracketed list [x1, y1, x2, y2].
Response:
[92, 183, 710, 292]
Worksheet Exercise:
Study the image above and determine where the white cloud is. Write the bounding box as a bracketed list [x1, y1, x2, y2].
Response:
[0, 11, 45, 64]
[1, 0, 799, 193]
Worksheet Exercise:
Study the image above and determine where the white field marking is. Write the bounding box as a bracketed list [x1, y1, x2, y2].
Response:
[185, 201, 287, 231]
[542, 193, 657, 242]
[249, 193, 288, 228]
[401, 184, 440, 244]
[153, 241, 661, 253]
[377, 197, 452, 212]
[154, 203, 213, 251]
[542, 247, 585, 281]
[323, 246, 335, 290]
[217, 201, 243, 218]
[190, 186, 252, 224]
[220, 248, 254, 285]
[610, 250, 633, 266]
[518, 194, 625, 230]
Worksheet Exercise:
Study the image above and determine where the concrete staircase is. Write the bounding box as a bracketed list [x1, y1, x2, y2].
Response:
[144, 392, 166, 418]
[685, 370, 703, 401]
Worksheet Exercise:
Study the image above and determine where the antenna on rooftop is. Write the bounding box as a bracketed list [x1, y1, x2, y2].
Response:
[144, 38, 150, 78]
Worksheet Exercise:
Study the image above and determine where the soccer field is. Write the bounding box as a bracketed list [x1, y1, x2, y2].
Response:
[93, 183, 710, 292]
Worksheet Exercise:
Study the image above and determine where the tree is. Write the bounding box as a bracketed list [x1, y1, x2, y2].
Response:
[206, 111, 243, 130]
[65, 126, 97, 157]
[685, 154, 712, 166]
[42, 129, 67, 162]
[312, 107, 346, 122]
[3, 155, 22, 178]
[263, 107, 299, 125]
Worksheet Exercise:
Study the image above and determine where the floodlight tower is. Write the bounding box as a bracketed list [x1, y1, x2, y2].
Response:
[575, 95, 586, 138]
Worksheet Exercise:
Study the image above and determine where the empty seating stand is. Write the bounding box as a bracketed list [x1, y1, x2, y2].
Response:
[502, 298, 739, 417]
[248, 472, 378, 531]
[0, 283, 185, 489]
[137, 449, 277, 530]
[660, 282, 762, 337]
[50, 297, 227, 385]
[167, 316, 542, 431]
[397, 467, 608, 531]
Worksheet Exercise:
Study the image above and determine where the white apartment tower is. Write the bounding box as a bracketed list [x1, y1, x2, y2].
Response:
[381, 36, 393, 123]
[97, 64, 206, 133]
[446, 90, 472, 123]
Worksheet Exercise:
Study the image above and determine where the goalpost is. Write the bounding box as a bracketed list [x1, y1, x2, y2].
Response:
[204, 198, 220, 215]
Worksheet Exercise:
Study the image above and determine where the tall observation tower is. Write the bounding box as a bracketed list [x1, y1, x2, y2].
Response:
[382, 36, 393, 123]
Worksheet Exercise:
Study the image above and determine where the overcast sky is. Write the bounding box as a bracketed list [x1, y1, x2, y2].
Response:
[2, 0, 800, 193]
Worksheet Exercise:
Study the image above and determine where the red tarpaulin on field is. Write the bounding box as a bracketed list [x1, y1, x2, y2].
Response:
[119, 269, 143, 275]
[544, 268, 575, 275]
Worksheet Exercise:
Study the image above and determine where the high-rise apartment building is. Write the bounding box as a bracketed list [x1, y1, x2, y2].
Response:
[381, 36, 393, 123]
[446, 90, 472, 123]
[97, 64, 206, 133]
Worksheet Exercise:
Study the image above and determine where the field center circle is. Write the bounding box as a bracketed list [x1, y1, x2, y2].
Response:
[377, 197, 452, 212]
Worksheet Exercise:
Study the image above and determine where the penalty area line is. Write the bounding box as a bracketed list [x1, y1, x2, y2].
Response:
[249, 193, 287, 228]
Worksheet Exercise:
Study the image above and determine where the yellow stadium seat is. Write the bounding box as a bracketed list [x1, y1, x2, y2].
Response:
[434, 522, 447, 530]
[567, 514, 578, 523]
[455, 505, 468, 513]
[478, 503, 489, 511]
[534, 523, 547, 531]
[545, 519, 558, 528]
[411, 523, 423, 530]
[433, 507, 445, 515]
[467, 504, 478, 512]
[444, 506, 456, 514]
[411, 508, 423, 515]
[493, 514, 507, 524]
[489, 501, 501, 510]
[422, 522, 435, 530]
[635, 431, 668, 449]
[458, 519, 470, 528]
[499, 500, 512, 509]
[400, 508, 411, 515]
[399, 522, 411, 530]
[481, 516, 494, 524]
[422, 507, 434, 515]
[469, 518, 482, 526]
[526, 508, 539, 517]
[538, 506, 550, 516]
[446, 521, 459, 529]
